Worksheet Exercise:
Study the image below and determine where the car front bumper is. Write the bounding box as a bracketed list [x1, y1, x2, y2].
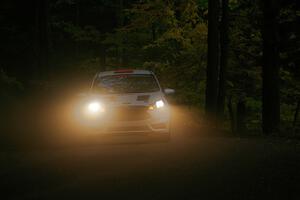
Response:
[94, 119, 170, 134]
[77, 106, 170, 134]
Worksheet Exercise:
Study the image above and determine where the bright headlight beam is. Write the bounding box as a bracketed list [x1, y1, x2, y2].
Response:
[155, 100, 165, 108]
[87, 101, 104, 113]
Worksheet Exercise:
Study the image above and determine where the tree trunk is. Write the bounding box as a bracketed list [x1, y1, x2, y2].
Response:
[34, 0, 50, 77]
[75, 0, 80, 58]
[205, 0, 220, 118]
[217, 0, 229, 117]
[34, 0, 41, 77]
[262, 0, 280, 135]
[75, 0, 80, 25]
[236, 98, 246, 134]
[100, 46, 106, 71]
[118, 0, 127, 66]
[293, 99, 300, 128]
[152, 23, 157, 41]
[227, 96, 236, 134]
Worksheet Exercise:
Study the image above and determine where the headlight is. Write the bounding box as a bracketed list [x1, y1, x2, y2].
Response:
[155, 100, 165, 108]
[149, 100, 165, 110]
[86, 101, 105, 114]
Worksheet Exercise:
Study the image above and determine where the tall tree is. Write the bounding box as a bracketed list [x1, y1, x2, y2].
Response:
[217, 0, 229, 117]
[34, 0, 50, 76]
[205, 0, 220, 116]
[262, 0, 280, 135]
[118, 0, 127, 66]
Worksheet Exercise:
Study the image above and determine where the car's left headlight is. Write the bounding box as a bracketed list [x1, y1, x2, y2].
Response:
[86, 101, 105, 114]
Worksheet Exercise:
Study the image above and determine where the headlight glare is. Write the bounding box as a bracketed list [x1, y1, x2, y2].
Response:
[87, 101, 104, 114]
[155, 100, 165, 108]
[149, 100, 165, 110]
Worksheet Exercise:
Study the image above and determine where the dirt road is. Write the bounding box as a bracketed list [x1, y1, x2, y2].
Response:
[1, 104, 300, 200]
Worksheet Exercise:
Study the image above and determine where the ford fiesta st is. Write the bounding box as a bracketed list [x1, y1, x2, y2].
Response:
[74, 69, 174, 136]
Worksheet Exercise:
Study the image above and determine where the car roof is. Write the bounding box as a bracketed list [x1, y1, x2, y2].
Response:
[97, 69, 154, 77]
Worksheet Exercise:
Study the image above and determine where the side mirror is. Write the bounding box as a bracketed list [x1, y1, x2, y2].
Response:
[164, 88, 175, 95]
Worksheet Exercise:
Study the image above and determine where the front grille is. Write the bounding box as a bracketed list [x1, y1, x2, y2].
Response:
[112, 106, 150, 121]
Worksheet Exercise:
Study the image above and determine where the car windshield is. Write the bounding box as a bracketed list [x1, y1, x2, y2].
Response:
[93, 74, 160, 94]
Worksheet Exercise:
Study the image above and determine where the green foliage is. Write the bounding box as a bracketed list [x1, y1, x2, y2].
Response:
[53, 21, 103, 43]
[103, 0, 208, 104]
[0, 69, 23, 101]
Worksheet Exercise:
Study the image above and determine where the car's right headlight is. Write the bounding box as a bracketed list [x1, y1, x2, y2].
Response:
[155, 100, 165, 108]
[149, 99, 165, 110]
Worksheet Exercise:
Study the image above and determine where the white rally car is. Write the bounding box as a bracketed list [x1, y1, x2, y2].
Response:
[75, 69, 174, 136]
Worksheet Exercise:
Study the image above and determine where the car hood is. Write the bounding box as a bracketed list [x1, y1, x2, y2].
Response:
[90, 92, 165, 107]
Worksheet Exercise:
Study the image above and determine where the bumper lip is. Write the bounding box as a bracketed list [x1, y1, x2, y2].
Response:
[87, 119, 170, 134]
[99, 130, 169, 135]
